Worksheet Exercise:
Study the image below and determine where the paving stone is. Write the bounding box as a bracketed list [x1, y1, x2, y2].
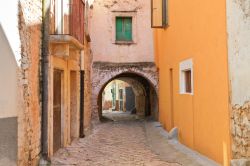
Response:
[51, 113, 179, 166]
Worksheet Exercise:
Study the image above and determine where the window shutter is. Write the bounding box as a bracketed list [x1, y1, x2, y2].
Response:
[116, 17, 132, 41]
[151, 0, 168, 28]
[116, 17, 123, 41]
[124, 18, 132, 41]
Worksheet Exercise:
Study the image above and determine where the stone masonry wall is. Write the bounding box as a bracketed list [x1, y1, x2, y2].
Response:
[18, 0, 42, 165]
[231, 102, 250, 158]
[84, 43, 93, 134]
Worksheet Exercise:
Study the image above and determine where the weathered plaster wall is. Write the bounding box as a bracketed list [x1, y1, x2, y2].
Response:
[89, 0, 154, 63]
[226, 0, 250, 160]
[18, 0, 43, 165]
[227, 0, 250, 106]
[0, 1, 41, 164]
[83, 43, 93, 134]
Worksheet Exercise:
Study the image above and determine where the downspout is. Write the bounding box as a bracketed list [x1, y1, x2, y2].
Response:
[41, 0, 50, 160]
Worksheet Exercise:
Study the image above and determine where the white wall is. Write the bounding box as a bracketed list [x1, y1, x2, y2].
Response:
[227, 0, 250, 105]
[89, 0, 154, 63]
[0, 0, 21, 66]
[0, 1, 20, 118]
[103, 82, 114, 101]
[0, 25, 18, 118]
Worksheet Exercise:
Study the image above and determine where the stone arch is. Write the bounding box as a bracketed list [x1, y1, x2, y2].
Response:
[92, 62, 158, 120]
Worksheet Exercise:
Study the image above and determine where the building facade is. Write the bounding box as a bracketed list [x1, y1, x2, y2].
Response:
[45, 0, 84, 157]
[89, 0, 159, 120]
[0, 0, 43, 165]
[153, 0, 250, 165]
[102, 80, 135, 112]
[41, 0, 93, 160]
[0, 0, 92, 165]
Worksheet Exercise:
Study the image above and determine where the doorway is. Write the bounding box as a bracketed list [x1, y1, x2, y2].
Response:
[53, 69, 63, 153]
[125, 87, 135, 112]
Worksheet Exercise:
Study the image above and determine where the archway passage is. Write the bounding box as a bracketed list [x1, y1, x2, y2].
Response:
[97, 73, 159, 121]
[91, 62, 159, 121]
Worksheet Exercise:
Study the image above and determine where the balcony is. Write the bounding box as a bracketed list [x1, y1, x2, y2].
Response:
[50, 0, 85, 45]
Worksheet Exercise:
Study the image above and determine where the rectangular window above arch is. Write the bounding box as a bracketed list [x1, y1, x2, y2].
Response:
[116, 17, 132, 41]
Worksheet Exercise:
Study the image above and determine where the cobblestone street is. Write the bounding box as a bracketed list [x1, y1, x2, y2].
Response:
[51, 113, 179, 166]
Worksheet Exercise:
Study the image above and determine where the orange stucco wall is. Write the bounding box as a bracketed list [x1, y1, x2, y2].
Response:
[154, 0, 231, 165]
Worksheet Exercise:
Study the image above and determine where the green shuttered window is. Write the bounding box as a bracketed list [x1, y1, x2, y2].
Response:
[116, 17, 132, 41]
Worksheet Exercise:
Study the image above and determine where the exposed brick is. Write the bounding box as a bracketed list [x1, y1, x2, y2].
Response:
[231, 101, 250, 159]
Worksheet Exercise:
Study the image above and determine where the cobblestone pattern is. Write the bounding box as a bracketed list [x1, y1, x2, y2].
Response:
[18, 0, 42, 165]
[51, 120, 178, 166]
[91, 62, 158, 120]
[231, 102, 250, 158]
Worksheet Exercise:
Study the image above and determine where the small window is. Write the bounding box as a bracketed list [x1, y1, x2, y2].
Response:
[184, 70, 192, 93]
[179, 59, 193, 94]
[116, 17, 132, 41]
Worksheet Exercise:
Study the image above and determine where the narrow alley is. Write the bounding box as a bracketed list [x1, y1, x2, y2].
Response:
[1, 0, 250, 165]
[51, 112, 217, 166]
[51, 115, 175, 166]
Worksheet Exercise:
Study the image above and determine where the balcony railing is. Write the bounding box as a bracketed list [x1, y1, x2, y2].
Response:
[50, 0, 85, 45]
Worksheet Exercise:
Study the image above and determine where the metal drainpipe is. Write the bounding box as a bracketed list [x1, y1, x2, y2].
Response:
[80, 51, 85, 138]
[41, 0, 50, 160]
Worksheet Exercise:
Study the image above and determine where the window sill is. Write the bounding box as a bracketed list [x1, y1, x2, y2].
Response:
[113, 41, 136, 45]
[180, 92, 193, 95]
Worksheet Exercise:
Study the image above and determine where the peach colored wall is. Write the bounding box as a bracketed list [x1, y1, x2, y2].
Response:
[47, 47, 81, 157]
[226, 0, 250, 160]
[154, 0, 231, 165]
[89, 0, 154, 63]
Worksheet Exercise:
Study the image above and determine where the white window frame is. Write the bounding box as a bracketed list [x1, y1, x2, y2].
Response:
[55, 0, 70, 34]
[179, 59, 194, 95]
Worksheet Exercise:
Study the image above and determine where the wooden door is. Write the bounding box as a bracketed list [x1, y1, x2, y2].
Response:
[70, 71, 77, 141]
[53, 69, 62, 153]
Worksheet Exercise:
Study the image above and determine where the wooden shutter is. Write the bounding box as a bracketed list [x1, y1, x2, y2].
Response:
[116, 17, 132, 41]
[151, 0, 167, 28]
[116, 17, 123, 41]
[124, 18, 132, 41]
